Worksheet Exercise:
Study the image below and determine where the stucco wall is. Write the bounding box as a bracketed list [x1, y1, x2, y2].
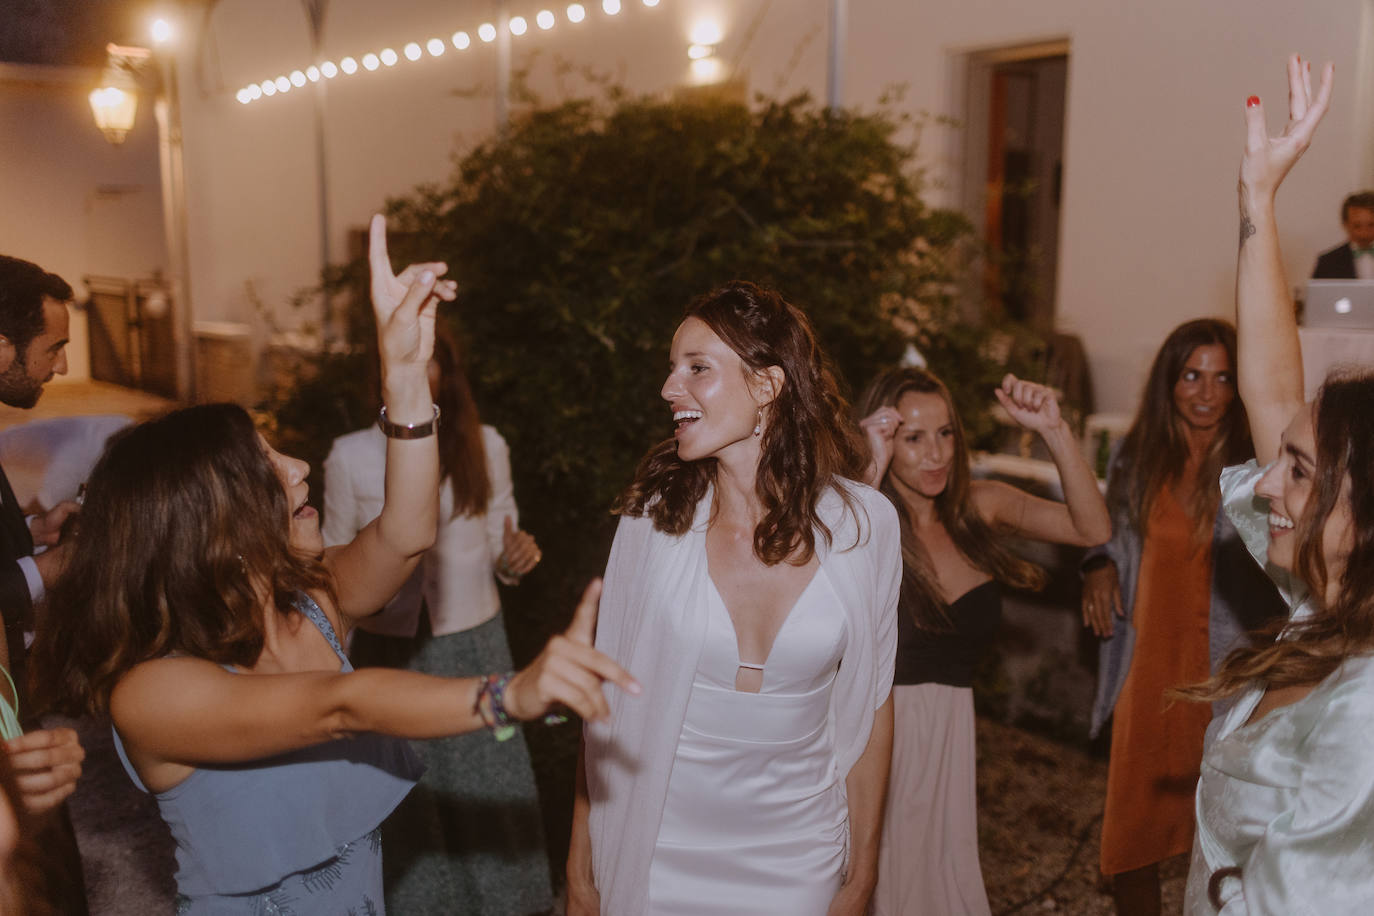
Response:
[847, 0, 1374, 412]
[0, 63, 170, 382]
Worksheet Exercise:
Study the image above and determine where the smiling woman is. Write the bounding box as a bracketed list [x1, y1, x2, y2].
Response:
[569, 281, 901, 916]
[857, 366, 1111, 915]
[28, 217, 637, 915]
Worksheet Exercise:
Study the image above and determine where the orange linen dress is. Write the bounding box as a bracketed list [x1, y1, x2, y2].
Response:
[1099, 483, 1213, 875]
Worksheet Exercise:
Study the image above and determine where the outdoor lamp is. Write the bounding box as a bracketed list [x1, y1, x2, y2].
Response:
[89, 43, 150, 145]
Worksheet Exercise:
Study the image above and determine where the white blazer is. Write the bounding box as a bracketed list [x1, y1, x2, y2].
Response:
[584, 478, 900, 913]
[322, 424, 518, 637]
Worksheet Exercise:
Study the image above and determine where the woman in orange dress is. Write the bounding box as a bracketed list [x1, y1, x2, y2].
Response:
[1081, 319, 1271, 915]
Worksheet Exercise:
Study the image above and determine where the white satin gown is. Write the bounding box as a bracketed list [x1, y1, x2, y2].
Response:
[647, 568, 849, 915]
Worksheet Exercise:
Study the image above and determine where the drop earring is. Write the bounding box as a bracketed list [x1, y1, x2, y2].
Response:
[753, 409, 763, 438]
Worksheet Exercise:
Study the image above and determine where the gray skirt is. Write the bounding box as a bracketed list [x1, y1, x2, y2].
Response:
[351, 611, 554, 916]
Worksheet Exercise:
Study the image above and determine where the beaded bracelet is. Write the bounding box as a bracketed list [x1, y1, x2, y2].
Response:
[474, 672, 568, 742]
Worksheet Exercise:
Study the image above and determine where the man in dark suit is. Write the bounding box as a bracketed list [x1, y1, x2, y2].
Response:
[0, 254, 88, 913]
[1312, 190, 1374, 278]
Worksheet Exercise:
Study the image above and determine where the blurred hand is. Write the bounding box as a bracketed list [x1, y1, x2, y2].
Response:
[499, 517, 541, 579]
[505, 580, 640, 723]
[565, 878, 602, 916]
[5, 728, 84, 815]
[858, 406, 902, 488]
[1081, 563, 1123, 638]
[29, 500, 79, 548]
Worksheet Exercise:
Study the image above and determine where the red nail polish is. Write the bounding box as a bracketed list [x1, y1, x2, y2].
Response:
[1246, 95, 1261, 108]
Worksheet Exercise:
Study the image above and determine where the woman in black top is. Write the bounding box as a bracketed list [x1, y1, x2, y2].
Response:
[859, 369, 1110, 915]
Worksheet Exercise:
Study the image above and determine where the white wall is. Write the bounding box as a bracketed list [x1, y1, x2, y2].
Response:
[174, 0, 833, 341]
[0, 63, 170, 382]
[847, 0, 1374, 412]
[150, 0, 1374, 412]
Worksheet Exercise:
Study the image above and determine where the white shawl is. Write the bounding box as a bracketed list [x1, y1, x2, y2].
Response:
[585, 479, 900, 914]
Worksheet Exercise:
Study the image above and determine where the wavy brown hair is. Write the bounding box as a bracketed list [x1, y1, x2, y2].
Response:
[1109, 319, 1252, 542]
[433, 323, 491, 517]
[859, 368, 1046, 631]
[1176, 372, 1374, 701]
[615, 281, 867, 564]
[31, 403, 334, 716]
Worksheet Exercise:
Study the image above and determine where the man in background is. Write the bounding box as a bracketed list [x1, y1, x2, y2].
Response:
[0, 254, 87, 913]
[1312, 190, 1374, 279]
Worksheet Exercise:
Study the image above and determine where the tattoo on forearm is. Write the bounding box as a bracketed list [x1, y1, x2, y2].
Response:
[1239, 210, 1256, 249]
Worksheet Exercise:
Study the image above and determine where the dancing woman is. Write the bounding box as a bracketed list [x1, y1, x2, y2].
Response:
[568, 281, 900, 915]
[1083, 319, 1282, 916]
[31, 218, 636, 914]
[323, 322, 553, 915]
[859, 369, 1110, 915]
[1179, 56, 1374, 913]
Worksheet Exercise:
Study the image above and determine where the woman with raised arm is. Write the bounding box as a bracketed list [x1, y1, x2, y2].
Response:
[857, 369, 1111, 916]
[1081, 318, 1283, 916]
[1178, 56, 1374, 914]
[30, 217, 637, 916]
[323, 322, 553, 916]
[567, 281, 900, 916]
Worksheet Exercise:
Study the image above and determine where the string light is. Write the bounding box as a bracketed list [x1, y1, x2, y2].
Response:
[236, 2, 673, 105]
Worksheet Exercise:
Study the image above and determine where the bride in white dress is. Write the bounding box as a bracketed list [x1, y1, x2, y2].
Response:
[567, 281, 901, 915]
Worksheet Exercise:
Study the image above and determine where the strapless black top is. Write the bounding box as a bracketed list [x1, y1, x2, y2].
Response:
[892, 580, 1002, 687]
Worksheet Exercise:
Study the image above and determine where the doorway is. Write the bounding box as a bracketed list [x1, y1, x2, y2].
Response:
[962, 43, 1068, 334]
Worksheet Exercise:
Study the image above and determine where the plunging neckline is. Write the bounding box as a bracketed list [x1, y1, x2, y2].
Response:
[707, 566, 823, 673]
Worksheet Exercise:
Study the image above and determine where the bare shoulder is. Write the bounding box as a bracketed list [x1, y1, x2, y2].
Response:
[110, 657, 227, 727]
[969, 478, 1017, 520]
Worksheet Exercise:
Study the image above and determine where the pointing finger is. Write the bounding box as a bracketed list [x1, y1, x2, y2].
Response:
[368, 214, 391, 278]
[566, 579, 602, 645]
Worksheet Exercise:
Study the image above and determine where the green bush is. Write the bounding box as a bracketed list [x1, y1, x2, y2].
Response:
[263, 90, 1031, 878]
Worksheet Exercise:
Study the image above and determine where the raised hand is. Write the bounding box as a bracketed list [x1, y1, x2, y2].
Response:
[858, 406, 903, 487]
[368, 214, 458, 380]
[993, 374, 1062, 435]
[1240, 54, 1333, 204]
[505, 580, 640, 723]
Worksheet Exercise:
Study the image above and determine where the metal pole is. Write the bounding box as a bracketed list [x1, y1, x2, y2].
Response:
[827, 0, 847, 109]
[305, 1, 334, 346]
[155, 52, 196, 402]
[496, 0, 510, 128]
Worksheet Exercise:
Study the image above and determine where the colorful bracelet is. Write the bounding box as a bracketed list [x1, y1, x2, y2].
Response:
[474, 672, 569, 742]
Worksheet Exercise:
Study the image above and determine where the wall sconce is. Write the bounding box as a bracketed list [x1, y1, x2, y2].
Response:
[89, 43, 151, 145]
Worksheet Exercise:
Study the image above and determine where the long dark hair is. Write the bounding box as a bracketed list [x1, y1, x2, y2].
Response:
[1178, 372, 1374, 700]
[1110, 319, 1252, 540]
[615, 281, 868, 565]
[859, 368, 1045, 630]
[433, 323, 491, 517]
[31, 403, 334, 716]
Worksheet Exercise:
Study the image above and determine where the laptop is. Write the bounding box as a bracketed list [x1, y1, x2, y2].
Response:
[1304, 280, 1374, 330]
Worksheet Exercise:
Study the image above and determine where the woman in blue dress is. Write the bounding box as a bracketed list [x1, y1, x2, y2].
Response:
[31, 217, 636, 914]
